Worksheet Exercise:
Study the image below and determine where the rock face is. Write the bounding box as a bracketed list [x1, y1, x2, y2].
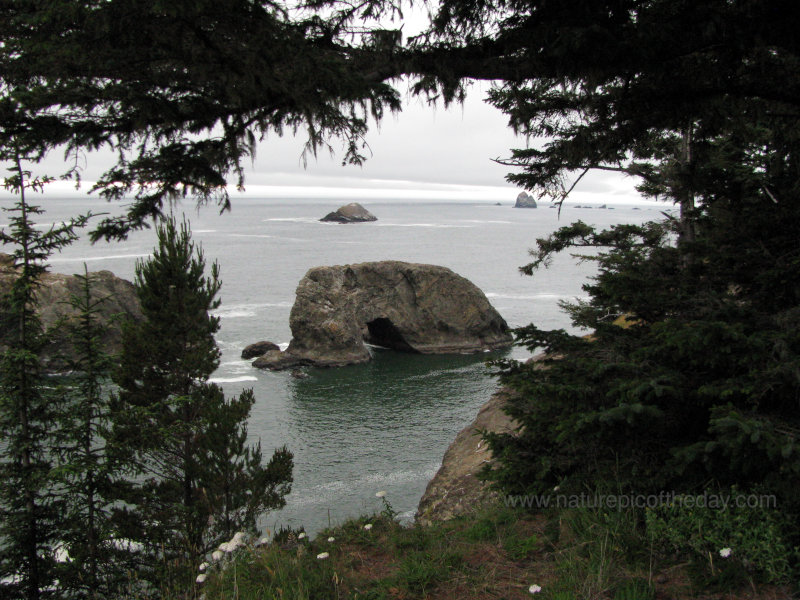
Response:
[0, 254, 141, 370]
[416, 387, 518, 525]
[252, 261, 512, 370]
[320, 202, 378, 223]
[241, 340, 280, 359]
[514, 192, 537, 208]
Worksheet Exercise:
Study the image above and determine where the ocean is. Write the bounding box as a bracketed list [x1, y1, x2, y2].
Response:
[9, 195, 666, 535]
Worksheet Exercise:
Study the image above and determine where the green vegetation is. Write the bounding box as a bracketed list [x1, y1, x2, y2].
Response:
[0, 158, 89, 598]
[0, 207, 292, 598]
[2, 1, 800, 597]
[109, 216, 293, 594]
[177, 499, 794, 600]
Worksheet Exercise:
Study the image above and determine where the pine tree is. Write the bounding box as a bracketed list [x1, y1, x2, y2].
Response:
[51, 266, 132, 599]
[0, 153, 88, 599]
[111, 216, 292, 592]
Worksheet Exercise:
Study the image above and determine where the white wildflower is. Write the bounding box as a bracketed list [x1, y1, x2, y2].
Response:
[529, 584, 542, 594]
[196, 573, 207, 584]
[232, 531, 246, 544]
[375, 491, 387, 498]
[327, 537, 335, 543]
[256, 537, 270, 547]
[364, 524, 373, 531]
[211, 550, 223, 561]
[317, 552, 329, 560]
[198, 562, 209, 572]
[719, 547, 732, 558]
[298, 532, 306, 540]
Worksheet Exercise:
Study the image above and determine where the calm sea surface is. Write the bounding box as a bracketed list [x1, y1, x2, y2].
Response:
[7, 195, 665, 535]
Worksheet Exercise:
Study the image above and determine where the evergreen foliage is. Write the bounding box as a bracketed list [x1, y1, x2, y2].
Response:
[52, 266, 132, 599]
[0, 0, 403, 240]
[111, 216, 292, 593]
[1, 0, 800, 588]
[0, 156, 88, 599]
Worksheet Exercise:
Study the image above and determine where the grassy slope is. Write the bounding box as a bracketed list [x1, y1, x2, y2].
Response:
[185, 503, 795, 600]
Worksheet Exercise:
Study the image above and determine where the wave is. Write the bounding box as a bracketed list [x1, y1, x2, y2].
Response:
[375, 223, 473, 228]
[227, 233, 273, 239]
[211, 301, 292, 318]
[48, 253, 150, 263]
[209, 376, 258, 383]
[193, 229, 217, 233]
[486, 292, 571, 301]
[288, 464, 440, 507]
[263, 217, 320, 223]
[459, 219, 513, 224]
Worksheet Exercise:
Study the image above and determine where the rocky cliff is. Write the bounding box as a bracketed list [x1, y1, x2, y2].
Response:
[416, 353, 553, 524]
[252, 261, 512, 370]
[415, 387, 518, 525]
[0, 254, 141, 370]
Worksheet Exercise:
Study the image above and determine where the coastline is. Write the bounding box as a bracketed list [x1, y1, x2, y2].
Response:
[416, 386, 518, 526]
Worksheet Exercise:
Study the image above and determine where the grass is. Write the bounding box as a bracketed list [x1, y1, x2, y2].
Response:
[181, 502, 797, 600]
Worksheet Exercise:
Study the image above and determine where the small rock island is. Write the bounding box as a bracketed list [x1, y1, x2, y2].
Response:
[320, 202, 377, 223]
[250, 261, 513, 370]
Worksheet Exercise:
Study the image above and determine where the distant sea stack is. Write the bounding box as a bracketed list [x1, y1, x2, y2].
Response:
[320, 202, 377, 223]
[514, 192, 537, 208]
[250, 261, 513, 370]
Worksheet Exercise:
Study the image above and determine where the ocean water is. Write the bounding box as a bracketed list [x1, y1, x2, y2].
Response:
[5, 195, 665, 535]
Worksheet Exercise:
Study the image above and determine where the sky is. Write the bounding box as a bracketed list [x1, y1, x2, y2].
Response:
[20, 83, 645, 205]
[4, 3, 648, 206]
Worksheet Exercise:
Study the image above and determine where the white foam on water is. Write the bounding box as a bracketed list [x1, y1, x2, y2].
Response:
[374, 223, 473, 228]
[288, 464, 441, 507]
[48, 253, 150, 263]
[212, 301, 292, 318]
[209, 376, 258, 383]
[486, 292, 569, 301]
[263, 217, 320, 223]
[193, 229, 217, 233]
[459, 219, 513, 224]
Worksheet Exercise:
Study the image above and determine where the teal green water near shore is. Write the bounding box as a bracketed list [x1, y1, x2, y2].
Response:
[8, 195, 664, 534]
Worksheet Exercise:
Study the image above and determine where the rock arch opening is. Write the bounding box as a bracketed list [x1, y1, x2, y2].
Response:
[364, 317, 418, 352]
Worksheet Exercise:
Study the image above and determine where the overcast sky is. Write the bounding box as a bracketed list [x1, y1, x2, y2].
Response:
[7, 3, 646, 205]
[22, 82, 644, 205]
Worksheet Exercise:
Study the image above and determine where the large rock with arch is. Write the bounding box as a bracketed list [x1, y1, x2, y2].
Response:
[252, 261, 513, 370]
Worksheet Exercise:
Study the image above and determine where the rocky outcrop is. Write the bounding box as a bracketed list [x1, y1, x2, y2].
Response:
[320, 203, 377, 223]
[241, 340, 280, 359]
[416, 354, 552, 525]
[252, 261, 512, 370]
[416, 387, 518, 525]
[0, 254, 141, 370]
[514, 192, 537, 208]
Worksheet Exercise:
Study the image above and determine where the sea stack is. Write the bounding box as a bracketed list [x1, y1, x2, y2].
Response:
[320, 202, 377, 223]
[514, 192, 537, 208]
[250, 261, 513, 370]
